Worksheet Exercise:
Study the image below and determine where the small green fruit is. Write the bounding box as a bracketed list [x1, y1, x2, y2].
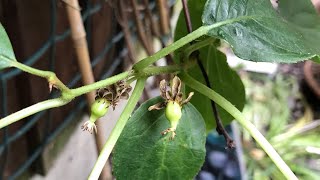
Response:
[90, 98, 110, 120]
[165, 100, 182, 130]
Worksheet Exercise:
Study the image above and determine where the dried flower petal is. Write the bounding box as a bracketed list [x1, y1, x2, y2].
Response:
[175, 92, 183, 103]
[95, 80, 132, 110]
[171, 76, 181, 99]
[159, 79, 167, 99]
[81, 121, 97, 134]
[148, 102, 166, 111]
[181, 92, 194, 105]
[161, 128, 176, 140]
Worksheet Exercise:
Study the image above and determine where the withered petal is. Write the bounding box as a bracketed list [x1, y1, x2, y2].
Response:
[171, 76, 181, 99]
[175, 92, 183, 103]
[120, 92, 129, 100]
[181, 92, 194, 105]
[166, 91, 173, 101]
[125, 86, 132, 93]
[159, 79, 167, 99]
[148, 102, 166, 111]
[103, 91, 113, 100]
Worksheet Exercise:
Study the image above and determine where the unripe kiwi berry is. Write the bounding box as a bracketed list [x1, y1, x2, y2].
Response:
[90, 98, 110, 121]
[165, 100, 182, 130]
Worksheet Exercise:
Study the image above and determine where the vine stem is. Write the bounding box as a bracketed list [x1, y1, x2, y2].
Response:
[10, 60, 70, 92]
[133, 16, 255, 71]
[88, 78, 146, 180]
[0, 98, 69, 129]
[0, 64, 186, 129]
[179, 72, 298, 180]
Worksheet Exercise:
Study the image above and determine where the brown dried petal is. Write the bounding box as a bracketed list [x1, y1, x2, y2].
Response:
[171, 76, 181, 99]
[81, 121, 97, 134]
[159, 79, 167, 99]
[103, 91, 114, 101]
[175, 92, 183, 103]
[125, 86, 132, 93]
[148, 102, 166, 111]
[166, 91, 173, 101]
[181, 92, 194, 105]
[120, 92, 130, 100]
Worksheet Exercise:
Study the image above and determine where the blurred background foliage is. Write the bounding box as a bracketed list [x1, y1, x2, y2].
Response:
[241, 72, 320, 179]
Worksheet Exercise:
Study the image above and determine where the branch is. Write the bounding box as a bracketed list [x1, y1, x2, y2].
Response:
[0, 98, 69, 129]
[133, 16, 250, 70]
[179, 72, 298, 180]
[11, 60, 70, 92]
[0, 63, 193, 129]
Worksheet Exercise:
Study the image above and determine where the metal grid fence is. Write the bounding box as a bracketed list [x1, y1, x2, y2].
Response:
[0, 0, 174, 179]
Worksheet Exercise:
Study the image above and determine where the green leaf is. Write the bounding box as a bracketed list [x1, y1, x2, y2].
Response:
[0, 22, 16, 70]
[113, 97, 206, 180]
[206, 46, 245, 127]
[278, 0, 320, 63]
[202, 0, 320, 63]
[174, 0, 245, 131]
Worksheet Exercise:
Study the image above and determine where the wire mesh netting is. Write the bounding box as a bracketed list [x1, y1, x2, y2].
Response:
[0, 0, 174, 179]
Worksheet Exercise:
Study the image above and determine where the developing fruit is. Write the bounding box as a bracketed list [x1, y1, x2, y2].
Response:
[148, 76, 193, 139]
[90, 98, 110, 120]
[165, 100, 182, 130]
[81, 80, 132, 134]
[82, 98, 110, 134]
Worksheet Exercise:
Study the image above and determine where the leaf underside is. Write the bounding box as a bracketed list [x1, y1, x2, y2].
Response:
[113, 97, 206, 180]
[203, 0, 320, 63]
[0, 22, 16, 70]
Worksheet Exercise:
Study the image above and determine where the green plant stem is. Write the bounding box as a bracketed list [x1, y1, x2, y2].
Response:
[70, 71, 132, 97]
[0, 98, 69, 129]
[133, 26, 207, 70]
[183, 37, 216, 60]
[0, 64, 193, 129]
[133, 16, 253, 70]
[88, 78, 146, 180]
[11, 60, 70, 92]
[179, 72, 298, 180]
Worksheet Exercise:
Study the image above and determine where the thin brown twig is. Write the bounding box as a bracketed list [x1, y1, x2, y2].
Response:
[130, 0, 154, 55]
[181, 0, 235, 149]
[143, 0, 160, 37]
[157, 0, 170, 35]
[114, 0, 136, 64]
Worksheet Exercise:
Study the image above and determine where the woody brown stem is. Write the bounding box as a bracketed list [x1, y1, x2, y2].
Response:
[116, 0, 136, 64]
[143, 0, 160, 37]
[130, 0, 154, 55]
[157, 0, 170, 35]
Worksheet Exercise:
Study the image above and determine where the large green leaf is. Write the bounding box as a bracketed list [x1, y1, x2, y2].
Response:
[278, 0, 320, 64]
[0, 23, 16, 70]
[202, 0, 320, 63]
[174, 0, 245, 131]
[113, 97, 206, 180]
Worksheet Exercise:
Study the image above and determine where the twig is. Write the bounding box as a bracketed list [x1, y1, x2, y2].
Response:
[181, 0, 192, 33]
[142, 0, 160, 37]
[114, 0, 136, 64]
[65, 0, 112, 179]
[181, 0, 235, 148]
[130, 0, 154, 55]
[156, 0, 170, 35]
